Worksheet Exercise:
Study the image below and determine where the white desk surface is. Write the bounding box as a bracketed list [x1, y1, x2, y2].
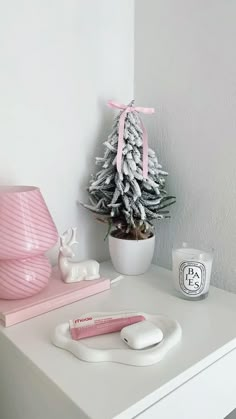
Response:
[1, 262, 236, 419]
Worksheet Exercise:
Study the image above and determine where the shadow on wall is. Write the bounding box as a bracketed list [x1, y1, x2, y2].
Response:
[134, 0, 236, 292]
[225, 409, 236, 419]
[76, 100, 115, 262]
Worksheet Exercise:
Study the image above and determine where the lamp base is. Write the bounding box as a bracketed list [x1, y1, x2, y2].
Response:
[0, 255, 51, 300]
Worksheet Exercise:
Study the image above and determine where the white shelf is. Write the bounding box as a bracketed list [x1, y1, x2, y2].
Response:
[1, 262, 236, 419]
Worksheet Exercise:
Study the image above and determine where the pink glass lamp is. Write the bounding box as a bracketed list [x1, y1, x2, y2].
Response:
[0, 186, 58, 299]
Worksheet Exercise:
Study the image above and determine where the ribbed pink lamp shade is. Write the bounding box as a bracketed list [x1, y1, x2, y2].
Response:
[0, 186, 58, 299]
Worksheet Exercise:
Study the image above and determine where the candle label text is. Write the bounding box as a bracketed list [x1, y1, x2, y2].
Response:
[179, 261, 206, 295]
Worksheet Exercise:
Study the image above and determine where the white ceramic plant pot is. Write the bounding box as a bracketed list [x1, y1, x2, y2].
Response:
[108, 233, 155, 275]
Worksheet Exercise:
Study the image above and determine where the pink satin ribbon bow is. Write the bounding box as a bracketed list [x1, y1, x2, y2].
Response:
[108, 100, 155, 179]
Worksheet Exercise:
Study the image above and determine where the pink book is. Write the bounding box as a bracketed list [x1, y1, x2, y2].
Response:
[0, 268, 110, 327]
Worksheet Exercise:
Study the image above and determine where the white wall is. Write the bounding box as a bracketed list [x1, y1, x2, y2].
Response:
[0, 0, 134, 262]
[2, 1, 235, 291]
[135, 0, 236, 291]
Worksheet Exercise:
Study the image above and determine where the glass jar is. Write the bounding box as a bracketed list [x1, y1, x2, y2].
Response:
[172, 243, 214, 300]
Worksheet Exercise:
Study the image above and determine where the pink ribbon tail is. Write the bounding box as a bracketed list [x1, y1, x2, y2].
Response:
[108, 100, 155, 179]
[116, 109, 128, 175]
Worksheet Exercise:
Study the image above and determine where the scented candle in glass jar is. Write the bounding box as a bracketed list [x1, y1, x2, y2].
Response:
[172, 244, 214, 300]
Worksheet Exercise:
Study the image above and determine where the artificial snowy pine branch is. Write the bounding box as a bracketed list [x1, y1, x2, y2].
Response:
[83, 103, 175, 234]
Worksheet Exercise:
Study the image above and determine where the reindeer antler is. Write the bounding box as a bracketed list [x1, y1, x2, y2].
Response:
[67, 227, 78, 247]
[60, 227, 78, 247]
[60, 230, 68, 247]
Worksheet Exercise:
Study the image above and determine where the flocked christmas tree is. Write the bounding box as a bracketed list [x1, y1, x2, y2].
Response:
[83, 100, 175, 240]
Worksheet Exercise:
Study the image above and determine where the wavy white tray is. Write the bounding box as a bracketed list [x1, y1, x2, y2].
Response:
[52, 312, 182, 366]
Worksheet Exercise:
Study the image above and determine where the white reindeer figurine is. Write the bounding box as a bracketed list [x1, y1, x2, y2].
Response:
[58, 227, 100, 283]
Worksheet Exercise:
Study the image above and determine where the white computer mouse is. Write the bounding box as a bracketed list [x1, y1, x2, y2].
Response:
[120, 320, 164, 350]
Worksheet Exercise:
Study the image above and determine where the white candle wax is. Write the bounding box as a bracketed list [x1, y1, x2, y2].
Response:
[172, 247, 213, 299]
